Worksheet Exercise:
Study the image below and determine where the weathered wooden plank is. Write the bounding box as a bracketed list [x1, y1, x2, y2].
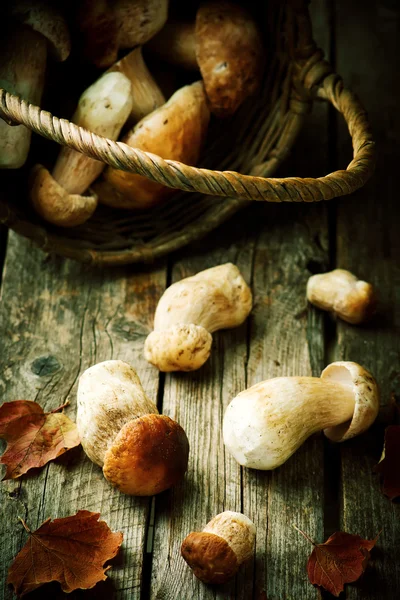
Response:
[335, 0, 400, 598]
[149, 223, 255, 600]
[0, 234, 166, 600]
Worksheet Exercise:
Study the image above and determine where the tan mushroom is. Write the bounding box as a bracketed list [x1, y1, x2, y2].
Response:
[0, 2, 70, 168]
[30, 71, 133, 227]
[94, 80, 210, 209]
[223, 362, 380, 470]
[307, 269, 376, 324]
[181, 511, 256, 584]
[76, 360, 189, 496]
[77, 0, 168, 68]
[144, 263, 252, 372]
[148, 1, 264, 116]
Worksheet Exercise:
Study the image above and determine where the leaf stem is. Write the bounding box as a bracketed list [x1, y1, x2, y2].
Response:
[51, 401, 70, 414]
[293, 524, 317, 546]
[18, 517, 31, 533]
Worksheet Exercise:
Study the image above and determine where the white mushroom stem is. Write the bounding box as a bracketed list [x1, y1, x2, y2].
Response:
[147, 21, 197, 70]
[307, 269, 376, 324]
[203, 512, 256, 566]
[0, 25, 47, 169]
[223, 362, 379, 470]
[107, 46, 165, 125]
[144, 263, 252, 372]
[52, 71, 133, 194]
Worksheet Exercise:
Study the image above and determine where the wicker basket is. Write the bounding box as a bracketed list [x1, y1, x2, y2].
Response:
[0, 0, 375, 266]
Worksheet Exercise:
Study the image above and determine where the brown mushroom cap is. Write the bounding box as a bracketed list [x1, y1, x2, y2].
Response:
[11, 1, 70, 62]
[181, 532, 238, 584]
[103, 414, 189, 496]
[114, 0, 168, 49]
[77, 0, 119, 68]
[195, 1, 264, 117]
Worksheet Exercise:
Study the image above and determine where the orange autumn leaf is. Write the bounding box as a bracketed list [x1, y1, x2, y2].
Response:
[374, 425, 400, 500]
[7, 510, 123, 596]
[0, 400, 80, 479]
[295, 526, 378, 597]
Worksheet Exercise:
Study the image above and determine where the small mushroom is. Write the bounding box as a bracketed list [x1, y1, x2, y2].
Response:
[223, 361, 379, 470]
[144, 263, 252, 372]
[148, 1, 264, 116]
[94, 80, 210, 209]
[30, 71, 133, 227]
[107, 46, 165, 126]
[307, 269, 376, 324]
[0, 2, 70, 168]
[78, 0, 168, 68]
[76, 360, 189, 496]
[181, 511, 256, 584]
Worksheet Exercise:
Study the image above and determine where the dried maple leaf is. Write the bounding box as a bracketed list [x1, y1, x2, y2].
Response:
[294, 526, 378, 597]
[0, 400, 80, 479]
[374, 425, 400, 500]
[8, 510, 123, 596]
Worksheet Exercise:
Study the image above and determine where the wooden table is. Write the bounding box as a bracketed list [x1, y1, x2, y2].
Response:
[1, 1, 399, 598]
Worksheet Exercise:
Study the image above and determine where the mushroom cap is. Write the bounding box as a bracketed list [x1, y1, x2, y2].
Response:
[103, 414, 189, 495]
[114, 0, 168, 48]
[307, 269, 376, 324]
[144, 324, 213, 372]
[99, 80, 210, 208]
[181, 532, 238, 584]
[30, 164, 98, 227]
[76, 360, 158, 466]
[77, 0, 119, 68]
[195, 1, 264, 116]
[321, 361, 380, 442]
[11, 1, 71, 61]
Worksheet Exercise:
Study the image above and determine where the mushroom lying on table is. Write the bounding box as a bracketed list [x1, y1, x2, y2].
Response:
[223, 361, 379, 470]
[307, 268, 376, 324]
[30, 71, 133, 227]
[148, 1, 264, 116]
[0, 1, 70, 168]
[181, 511, 256, 584]
[76, 360, 189, 495]
[94, 80, 210, 209]
[144, 263, 252, 371]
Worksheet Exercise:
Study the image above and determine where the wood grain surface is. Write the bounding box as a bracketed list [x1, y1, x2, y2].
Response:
[1, 1, 399, 599]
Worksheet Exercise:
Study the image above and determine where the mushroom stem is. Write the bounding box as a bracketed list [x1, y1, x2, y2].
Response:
[223, 362, 379, 470]
[108, 46, 165, 125]
[147, 21, 197, 70]
[0, 24, 47, 169]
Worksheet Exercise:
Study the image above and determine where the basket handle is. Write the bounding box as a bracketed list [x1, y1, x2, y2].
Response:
[0, 71, 375, 203]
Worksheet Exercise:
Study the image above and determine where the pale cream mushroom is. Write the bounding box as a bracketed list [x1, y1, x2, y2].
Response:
[148, 1, 264, 116]
[223, 362, 379, 470]
[76, 360, 189, 496]
[307, 269, 376, 324]
[181, 511, 256, 584]
[0, 2, 70, 168]
[30, 71, 133, 227]
[144, 263, 252, 372]
[94, 80, 210, 209]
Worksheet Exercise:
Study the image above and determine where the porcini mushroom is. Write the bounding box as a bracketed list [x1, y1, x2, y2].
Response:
[307, 269, 376, 324]
[94, 80, 210, 209]
[76, 360, 189, 496]
[30, 71, 133, 227]
[223, 361, 379, 470]
[144, 263, 252, 372]
[181, 511, 256, 584]
[78, 0, 168, 68]
[148, 1, 264, 116]
[0, 2, 70, 168]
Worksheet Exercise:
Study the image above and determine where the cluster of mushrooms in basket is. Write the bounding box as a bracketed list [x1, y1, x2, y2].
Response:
[1, 0, 264, 226]
[76, 262, 378, 585]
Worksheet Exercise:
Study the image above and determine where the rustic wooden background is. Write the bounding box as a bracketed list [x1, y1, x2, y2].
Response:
[1, 0, 399, 598]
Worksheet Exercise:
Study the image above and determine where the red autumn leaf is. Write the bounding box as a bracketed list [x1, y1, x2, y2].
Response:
[7, 510, 123, 596]
[0, 400, 80, 479]
[374, 425, 400, 500]
[295, 526, 377, 597]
